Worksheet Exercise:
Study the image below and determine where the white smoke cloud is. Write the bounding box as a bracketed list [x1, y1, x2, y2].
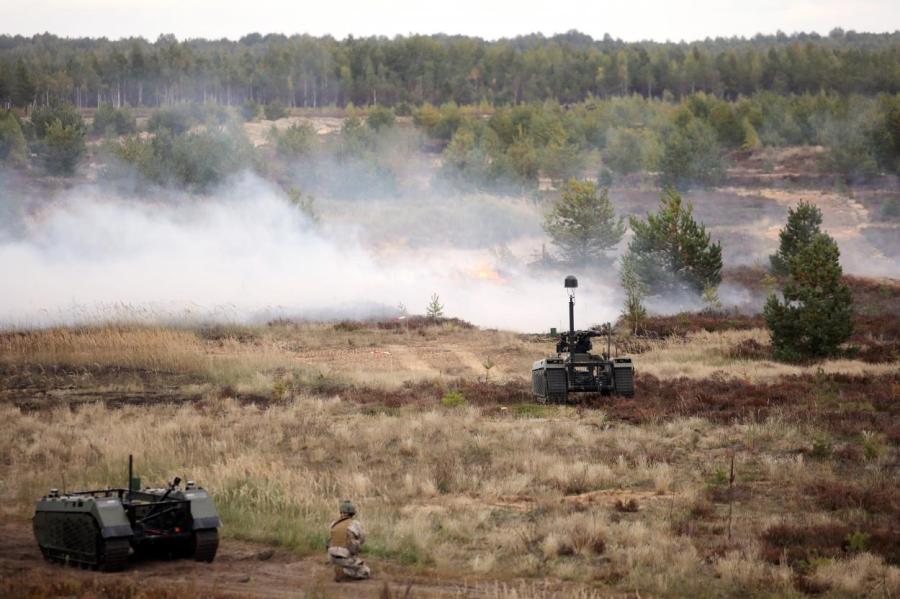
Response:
[0, 174, 620, 332]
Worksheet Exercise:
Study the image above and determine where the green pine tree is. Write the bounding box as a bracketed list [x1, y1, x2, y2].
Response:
[626, 188, 722, 295]
[543, 179, 625, 264]
[42, 118, 86, 175]
[764, 234, 853, 360]
[426, 293, 444, 321]
[0, 110, 27, 165]
[770, 201, 823, 275]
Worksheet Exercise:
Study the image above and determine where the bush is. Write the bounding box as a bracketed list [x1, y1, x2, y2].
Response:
[366, 106, 395, 131]
[764, 234, 853, 360]
[441, 390, 467, 408]
[868, 94, 900, 174]
[241, 101, 261, 122]
[147, 108, 191, 135]
[30, 104, 84, 139]
[112, 126, 256, 191]
[39, 118, 85, 175]
[263, 100, 287, 121]
[603, 128, 643, 176]
[658, 108, 726, 189]
[274, 122, 316, 157]
[393, 101, 412, 117]
[880, 197, 900, 221]
[285, 187, 318, 224]
[819, 114, 879, 180]
[92, 103, 135, 136]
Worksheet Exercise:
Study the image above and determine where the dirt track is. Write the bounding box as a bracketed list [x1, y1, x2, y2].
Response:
[0, 519, 476, 598]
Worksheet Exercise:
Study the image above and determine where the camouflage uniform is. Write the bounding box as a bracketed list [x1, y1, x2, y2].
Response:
[327, 501, 370, 581]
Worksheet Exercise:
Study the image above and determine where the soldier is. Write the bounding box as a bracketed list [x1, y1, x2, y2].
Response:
[327, 499, 371, 582]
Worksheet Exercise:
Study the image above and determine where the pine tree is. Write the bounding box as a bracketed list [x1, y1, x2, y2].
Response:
[770, 201, 823, 275]
[426, 293, 444, 321]
[543, 179, 625, 264]
[764, 234, 853, 360]
[41, 119, 85, 175]
[0, 110, 27, 165]
[12, 59, 35, 107]
[626, 188, 722, 294]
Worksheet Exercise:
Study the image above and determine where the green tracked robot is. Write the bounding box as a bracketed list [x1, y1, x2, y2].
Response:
[32, 455, 220, 571]
[531, 275, 635, 403]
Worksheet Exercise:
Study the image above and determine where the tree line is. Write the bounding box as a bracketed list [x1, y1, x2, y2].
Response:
[1, 29, 898, 110]
[2, 90, 898, 187]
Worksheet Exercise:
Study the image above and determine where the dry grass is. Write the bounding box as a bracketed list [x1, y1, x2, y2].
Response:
[632, 329, 897, 382]
[0, 326, 206, 372]
[2, 393, 898, 596]
[1, 319, 898, 596]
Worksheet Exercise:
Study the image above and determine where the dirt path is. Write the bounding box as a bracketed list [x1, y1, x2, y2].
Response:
[0, 519, 476, 598]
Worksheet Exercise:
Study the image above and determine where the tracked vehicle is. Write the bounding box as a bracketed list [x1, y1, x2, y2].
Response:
[33, 455, 220, 571]
[532, 276, 635, 403]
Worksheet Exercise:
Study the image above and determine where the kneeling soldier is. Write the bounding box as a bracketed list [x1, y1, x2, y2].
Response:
[327, 499, 371, 581]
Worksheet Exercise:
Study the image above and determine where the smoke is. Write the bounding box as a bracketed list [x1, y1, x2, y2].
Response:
[0, 173, 620, 332]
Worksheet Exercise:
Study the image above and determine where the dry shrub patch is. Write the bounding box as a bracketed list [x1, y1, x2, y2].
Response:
[332, 316, 475, 332]
[761, 523, 900, 568]
[804, 480, 900, 517]
[639, 312, 763, 338]
[612, 372, 900, 438]
[727, 338, 771, 360]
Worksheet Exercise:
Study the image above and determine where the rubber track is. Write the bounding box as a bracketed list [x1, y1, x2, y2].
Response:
[99, 537, 131, 572]
[193, 529, 219, 563]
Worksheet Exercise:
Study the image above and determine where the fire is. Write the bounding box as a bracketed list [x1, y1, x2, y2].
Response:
[473, 264, 504, 282]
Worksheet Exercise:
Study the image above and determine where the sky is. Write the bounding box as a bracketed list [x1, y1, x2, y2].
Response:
[3, 0, 899, 42]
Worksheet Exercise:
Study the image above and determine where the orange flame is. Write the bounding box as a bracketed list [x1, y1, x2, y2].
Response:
[473, 264, 504, 282]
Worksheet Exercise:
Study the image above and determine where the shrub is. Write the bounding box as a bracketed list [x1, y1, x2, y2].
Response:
[819, 113, 879, 180]
[658, 108, 726, 189]
[285, 187, 319, 224]
[366, 106, 395, 131]
[147, 108, 191, 135]
[40, 118, 85, 175]
[603, 128, 644, 176]
[880, 197, 900, 221]
[29, 104, 84, 139]
[274, 122, 315, 157]
[112, 126, 256, 191]
[241, 101, 261, 121]
[263, 100, 287, 121]
[440, 390, 467, 408]
[92, 103, 135, 136]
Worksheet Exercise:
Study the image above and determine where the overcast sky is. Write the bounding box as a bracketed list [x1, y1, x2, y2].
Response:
[3, 0, 899, 42]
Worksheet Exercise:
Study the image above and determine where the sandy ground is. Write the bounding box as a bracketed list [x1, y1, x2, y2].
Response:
[0, 518, 484, 597]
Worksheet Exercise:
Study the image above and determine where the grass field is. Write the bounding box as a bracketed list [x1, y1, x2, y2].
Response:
[1, 300, 897, 597]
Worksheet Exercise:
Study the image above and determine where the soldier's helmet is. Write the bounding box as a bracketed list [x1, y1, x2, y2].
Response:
[339, 499, 356, 516]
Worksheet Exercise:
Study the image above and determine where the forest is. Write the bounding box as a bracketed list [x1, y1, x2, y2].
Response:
[0, 30, 899, 109]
